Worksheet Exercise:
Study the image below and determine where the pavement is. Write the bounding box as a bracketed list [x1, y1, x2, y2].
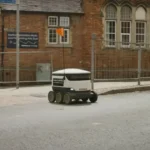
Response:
[0, 81, 150, 107]
[95, 81, 150, 95]
[0, 91, 150, 150]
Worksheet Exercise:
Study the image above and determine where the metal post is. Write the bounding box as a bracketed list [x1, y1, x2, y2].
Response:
[138, 45, 142, 86]
[1, 13, 4, 82]
[91, 33, 96, 91]
[50, 55, 53, 81]
[16, 0, 20, 89]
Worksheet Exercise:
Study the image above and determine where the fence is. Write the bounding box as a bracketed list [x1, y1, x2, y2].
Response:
[0, 50, 54, 87]
[91, 33, 150, 86]
[1, 35, 150, 88]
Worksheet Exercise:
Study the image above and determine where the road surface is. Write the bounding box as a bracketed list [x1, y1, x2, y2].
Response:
[0, 91, 150, 150]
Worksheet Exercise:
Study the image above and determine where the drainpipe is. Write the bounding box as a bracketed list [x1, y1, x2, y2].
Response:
[1, 12, 4, 82]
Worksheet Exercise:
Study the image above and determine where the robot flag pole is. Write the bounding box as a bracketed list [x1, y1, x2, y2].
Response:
[56, 27, 65, 73]
[62, 38, 65, 70]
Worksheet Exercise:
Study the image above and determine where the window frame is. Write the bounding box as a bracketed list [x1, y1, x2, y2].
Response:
[59, 29, 70, 44]
[48, 28, 58, 44]
[136, 21, 146, 47]
[48, 16, 58, 27]
[105, 20, 116, 47]
[47, 16, 70, 45]
[120, 21, 131, 48]
[60, 17, 70, 27]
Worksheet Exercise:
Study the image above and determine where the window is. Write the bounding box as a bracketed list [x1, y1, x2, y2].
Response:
[104, 4, 148, 49]
[121, 21, 131, 47]
[48, 16, 58, 27]
[106, 21, 116, 47]
[106, 5, 117, 19]
[105, 5, 117, 47]
[121, 6, 132, 20]
[60, 29, 69, 44]
[120, 6, 131, 47]
[48, 16, 70, 45]
[60, 17, 70, 27]
[136, 22, 146, 46]
[135, 7, 146, 47]
[48, 28, 58, 44]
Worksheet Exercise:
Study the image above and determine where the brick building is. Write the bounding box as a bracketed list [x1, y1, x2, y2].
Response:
[0, 0, 85, 82]
[82, 0, 150, 79]
[0, 0, 150, 82]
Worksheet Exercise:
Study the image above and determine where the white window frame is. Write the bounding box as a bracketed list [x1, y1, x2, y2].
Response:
[59, 29, 70, 44]
[105, 20, 116, 47]
[136, 22, 146, 47]
[120, 21, 131, 48]
[60, 17, 70, 27]
[48, 16, 70, 45]
[48, 28, 58, 44]
[48, 16, 58, 27]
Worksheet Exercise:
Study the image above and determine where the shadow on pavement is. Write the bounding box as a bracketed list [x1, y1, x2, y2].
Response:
[49, 100, 93, 107]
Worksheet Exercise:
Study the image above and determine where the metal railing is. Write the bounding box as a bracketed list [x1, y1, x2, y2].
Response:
[1, 35, 150, 89]
[90, 34, 150, 86]
[0, 50, 53, 87]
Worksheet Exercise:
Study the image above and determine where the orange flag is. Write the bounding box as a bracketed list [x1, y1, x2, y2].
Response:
[56, 28, 64, 37]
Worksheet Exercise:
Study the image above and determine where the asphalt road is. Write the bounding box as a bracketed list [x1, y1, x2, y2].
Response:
[0, 91, 150, 150]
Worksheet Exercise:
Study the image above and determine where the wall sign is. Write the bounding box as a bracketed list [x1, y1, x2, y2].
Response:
[7, 32, 39, 48]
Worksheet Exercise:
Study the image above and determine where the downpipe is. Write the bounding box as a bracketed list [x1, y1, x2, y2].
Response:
[1, 14, 4, 82]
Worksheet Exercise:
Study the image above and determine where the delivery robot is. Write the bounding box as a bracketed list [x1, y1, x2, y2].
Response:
[48, 68, 98, 104]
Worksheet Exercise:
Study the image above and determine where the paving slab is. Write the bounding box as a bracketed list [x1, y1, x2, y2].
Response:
[0, 81, 150, 107]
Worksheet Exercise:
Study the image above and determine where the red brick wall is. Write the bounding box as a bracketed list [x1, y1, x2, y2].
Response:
[81, 0, 150, 72]
[1, 0, 150, 82]
[81, 0, 104, 68]
[4, 12, 85, 68]
[0, 11, 85, 81]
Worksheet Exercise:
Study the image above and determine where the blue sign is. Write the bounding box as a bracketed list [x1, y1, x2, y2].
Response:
[0, 0, 16, 4]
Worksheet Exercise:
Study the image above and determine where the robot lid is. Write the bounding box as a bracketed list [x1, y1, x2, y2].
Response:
[52, 68, 90, 75]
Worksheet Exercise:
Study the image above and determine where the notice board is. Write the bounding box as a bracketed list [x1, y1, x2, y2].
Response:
[7, 32, 39, 48]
